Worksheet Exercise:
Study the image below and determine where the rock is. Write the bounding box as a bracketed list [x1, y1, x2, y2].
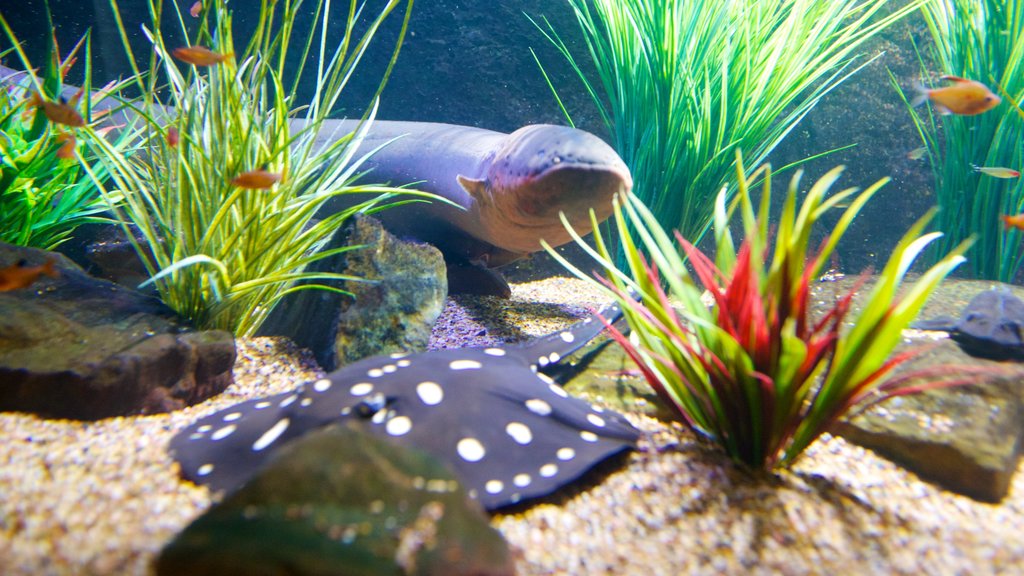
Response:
[0, 242, 234, 420]
[259, 214, 446, 371]
[156, 423, 514, 576]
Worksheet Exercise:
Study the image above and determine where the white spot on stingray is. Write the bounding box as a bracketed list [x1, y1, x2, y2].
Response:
[350, 383, 374, 396]
[587, 413, 607, 428]
[505, 422, 533, 445]
[548, 352, 560, 363]
[386, 416, 412, 436]
[279, 394, 298, 408]
[188, 433, 204, 440]
[485, 480, 504, 494]
[513, 473, 531, 488]
[557, 447, 576, 461]
[222, 412, 242, 422]
[525, 398, 552, 416]
[580, 430, 599, 443]
[548, 383, 568, 398]
[484, 348, 506, 357]
[341, 407, 352, 416]
[211, 424, 236, 441]
[313, 379, 332, 392]
[382, 364, 397, 374]
[416, 381, 444, 406]
[300, 398, 312, 408]
[457, 437, 486, 462]
[537, 373, 555, 385]
[591, 404, 606, 413]
[197, 425, 212, 433]
[390, 352, 408, 359]
[540, 463, 558, 478]
[367, 368, 384, 378]
[254, 401, 271, 410]
[397, 359, 411, 368]
[252, 418, 290, 451]
[537, 356, 550, 367]
[559, 331, 575, 343]
[197, 463, 214, 476]
[450, 359, 483, 370]
[372, 409, 390, 424]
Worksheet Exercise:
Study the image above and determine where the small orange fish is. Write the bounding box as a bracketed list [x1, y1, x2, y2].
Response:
[974, 165, 1020, 179]
[914, 75, 1001, 116]
[166, 126, 180, 147]
[56, 133, 76, 160]
[1001, 213, 1024, 231]
[172, 46, 233, 67]
[190, 1, 202, 17]
[907, 146, 927, 161]
[231, 169, 282, 189]
[28, 93, 85, 127]
[0, 258, 59, 291]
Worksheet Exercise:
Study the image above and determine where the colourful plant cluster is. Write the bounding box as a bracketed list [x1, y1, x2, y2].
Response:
[0, 21, 136, 251]
[552, 155, 976, 469]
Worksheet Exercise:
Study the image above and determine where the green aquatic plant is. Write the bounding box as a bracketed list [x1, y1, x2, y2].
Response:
[534, 0, 925, 264]
[85, 0, 422, 336]
[0, 19, 136, 250]
[549, 155, 975, 470]
[895, 0, 1024, 282]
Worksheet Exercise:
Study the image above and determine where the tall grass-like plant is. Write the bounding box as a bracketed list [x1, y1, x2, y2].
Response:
[549, 155, 976, 469]
[86, 0, 422, 336]
[897, 0, 1023, 281]
[0, 15, 137, 250]
[535, 0, 925, 264]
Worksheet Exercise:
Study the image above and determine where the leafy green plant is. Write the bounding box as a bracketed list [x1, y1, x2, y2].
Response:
[534, 0, 925, 266]
[895, 0, 1023, 282]
[549, 154, 977, 469]
[85, 0, 426, 336]
[0, 16, 136, 250]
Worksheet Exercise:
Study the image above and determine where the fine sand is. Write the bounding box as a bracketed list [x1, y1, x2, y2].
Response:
[1, 276, 1021, 575]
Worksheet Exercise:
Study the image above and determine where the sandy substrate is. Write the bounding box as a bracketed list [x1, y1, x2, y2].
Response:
[1, 277, 1021, 575]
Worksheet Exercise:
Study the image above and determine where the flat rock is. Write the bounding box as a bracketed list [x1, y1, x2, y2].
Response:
[156, 423, 514, 576]
[0, 243, 234, 420]
[260, 214, 446, 371]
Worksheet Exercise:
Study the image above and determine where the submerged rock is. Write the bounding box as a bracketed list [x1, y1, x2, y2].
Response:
[260, 214, 446, 371]
[0, 243, 234, 420]
[156, 423, 514, 576]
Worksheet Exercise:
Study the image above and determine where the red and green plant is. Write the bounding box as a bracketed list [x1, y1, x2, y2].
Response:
[550, 155, 977, 470]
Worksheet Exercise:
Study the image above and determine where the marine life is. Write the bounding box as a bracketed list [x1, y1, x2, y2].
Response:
[1002, 213, 1024, 230]
[907, 146, 927, 161]
[914, 288, 1024, 360]
[27, 92, 85, 127]
[319, 121, 633, 296]
[172, 46, 233, 66]
[170, 304, 640, 509]
[0, 258, 59, 291]
[913, 75, 1001, 116]
[230, 169, 281, 189]
[166, 126, 179, 147]
[55, 132, 76, 159]
[189, 1, 202, 18]
[973, 165, 1020, 179]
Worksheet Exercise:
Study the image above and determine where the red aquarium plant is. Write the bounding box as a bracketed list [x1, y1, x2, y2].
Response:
[550, 154, 975, 470]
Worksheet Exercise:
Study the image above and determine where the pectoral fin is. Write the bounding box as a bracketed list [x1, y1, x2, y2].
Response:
[457, 174, 488, 202]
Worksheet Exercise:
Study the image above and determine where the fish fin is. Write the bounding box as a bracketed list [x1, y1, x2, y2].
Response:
[911, 82, 930, 108]
[939, 74, 970, 84]
[42, 259, 59, 278]
[506, 302, 622, 368]
[456, 174, 488, 201]
[445, 258, 511, 297]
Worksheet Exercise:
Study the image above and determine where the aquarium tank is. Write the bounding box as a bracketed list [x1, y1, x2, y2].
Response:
[0, 1, 1022, 575]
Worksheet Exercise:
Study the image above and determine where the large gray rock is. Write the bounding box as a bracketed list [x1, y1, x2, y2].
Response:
[260, 214, 447, 371]
[0, 243, 235, 420]
[157, 423, 514, 576]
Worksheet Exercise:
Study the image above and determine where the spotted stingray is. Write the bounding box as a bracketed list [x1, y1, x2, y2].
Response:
[170, 304, 639, 509]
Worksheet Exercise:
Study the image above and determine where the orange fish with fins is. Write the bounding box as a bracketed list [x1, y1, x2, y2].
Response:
[1001, 214, 1024, 231]
[231, 169, 282, 189]
[172, 46, 233, 67]
[26, 93, 85, 127]
[0, 258, 60, 291]
[914, 75, 1001, 116]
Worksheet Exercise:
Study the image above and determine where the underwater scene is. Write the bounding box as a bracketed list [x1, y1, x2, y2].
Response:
[1, 0, 1024, 573]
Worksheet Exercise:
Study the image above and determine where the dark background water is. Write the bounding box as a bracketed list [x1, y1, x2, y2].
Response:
[0, 0, 937, 276]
